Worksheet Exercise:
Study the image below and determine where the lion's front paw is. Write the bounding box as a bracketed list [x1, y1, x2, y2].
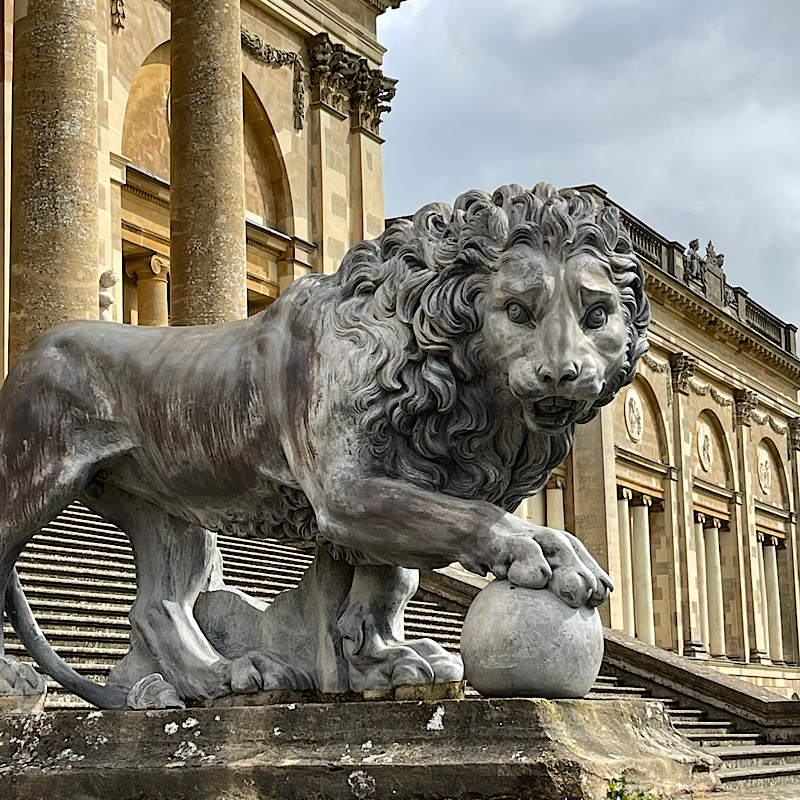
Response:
[466, 524, 612, 608]
[229, 651, 313, 695]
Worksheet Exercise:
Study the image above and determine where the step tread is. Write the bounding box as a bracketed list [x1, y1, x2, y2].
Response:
[718, 762, 800, 780]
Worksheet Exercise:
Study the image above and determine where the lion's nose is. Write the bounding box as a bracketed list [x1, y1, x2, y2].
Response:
[536, 361, 580, 386]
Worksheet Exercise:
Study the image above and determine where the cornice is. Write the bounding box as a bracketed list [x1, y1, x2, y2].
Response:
[645, 266, 800, 383]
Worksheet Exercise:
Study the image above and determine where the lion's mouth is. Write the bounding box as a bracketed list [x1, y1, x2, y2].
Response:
[526, 397, 581, 432]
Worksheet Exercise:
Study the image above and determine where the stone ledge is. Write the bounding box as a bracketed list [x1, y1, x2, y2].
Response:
[0, 698, 718, 800]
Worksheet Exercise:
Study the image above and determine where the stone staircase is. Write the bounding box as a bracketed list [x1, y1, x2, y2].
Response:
[4, 504, 800, 792]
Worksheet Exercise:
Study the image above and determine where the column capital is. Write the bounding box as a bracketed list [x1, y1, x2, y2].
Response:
[764, 535, 782, 548]
[694, 511, 706, 525]
[125, 254, 169, 282]
[789, 417, 800, 452]
[632, 494, 653, 508]
[618, 486, 633, 501]
[704, 517, 722, 530]
[757, 531, 766, 544]
[733, 388, 757, 427]
[546, 476, 565, 491]
[670, 352, 696, 395]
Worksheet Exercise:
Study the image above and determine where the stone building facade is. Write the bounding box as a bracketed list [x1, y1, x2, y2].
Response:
[512, 186, 800, 697]
[2, 0, 800, 701]
[0, 0, 403, 367]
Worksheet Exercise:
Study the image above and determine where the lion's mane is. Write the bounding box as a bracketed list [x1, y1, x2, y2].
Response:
[328, 182, 650, 513]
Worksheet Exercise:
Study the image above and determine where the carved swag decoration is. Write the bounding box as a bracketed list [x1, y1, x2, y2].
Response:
[308, 33, 397, 136]
[241, 29, 306, 131]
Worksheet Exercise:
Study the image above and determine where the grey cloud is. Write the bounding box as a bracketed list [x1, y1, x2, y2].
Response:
[378, 0, 800, 324]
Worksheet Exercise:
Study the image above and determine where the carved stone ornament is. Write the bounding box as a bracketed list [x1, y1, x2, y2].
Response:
[697, 421, 714, 473]
[670, 352, 696, 395]
[241, 29, 305, 131]
[111, 0, 125, 30]
[683, 238, 706, 287]
[0, 183, 649, 708]
[757, 449, 772, 495]
[307, 33, 397, 135]
[308, 33, 356, 114]
[624, 387, 644, 444]
[789, 417, 800, 452]
[734, 388, 757, 427]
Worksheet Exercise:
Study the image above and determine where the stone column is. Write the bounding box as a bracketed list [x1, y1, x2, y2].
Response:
[170, 0, 247, 325]
[756, 533, 771, 659]
[631, 494, 655, 644]
[694, 513, 710, 651]
[125, 255, 170, 327]
[617, 488, 635, 637]
[546, 477, 566, 530]
[8, 0, 98, 363]
[763, 536, 785, 664]
[704, 518, 726, 658]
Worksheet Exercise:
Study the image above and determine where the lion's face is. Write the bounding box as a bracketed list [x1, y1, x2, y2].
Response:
[485, 244, 630, 434]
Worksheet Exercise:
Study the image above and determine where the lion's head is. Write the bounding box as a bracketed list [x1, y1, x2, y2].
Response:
[330, 182, 650, 511]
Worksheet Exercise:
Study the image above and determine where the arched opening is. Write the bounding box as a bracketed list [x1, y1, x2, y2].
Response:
[118, 49, 295, 323]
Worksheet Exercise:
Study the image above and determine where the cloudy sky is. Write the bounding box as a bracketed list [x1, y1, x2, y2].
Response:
[378, 0, 800, 326]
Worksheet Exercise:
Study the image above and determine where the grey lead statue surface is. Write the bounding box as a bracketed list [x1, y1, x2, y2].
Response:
[0, 183, 649, 709]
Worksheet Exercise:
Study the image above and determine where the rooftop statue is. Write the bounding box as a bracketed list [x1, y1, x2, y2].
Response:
[0, 182, 649, 709]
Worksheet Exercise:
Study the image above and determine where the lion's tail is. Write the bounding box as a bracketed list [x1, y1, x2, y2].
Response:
[5, 567, 128, 709]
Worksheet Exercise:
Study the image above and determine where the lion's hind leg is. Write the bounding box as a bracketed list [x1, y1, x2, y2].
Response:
[338, 565, 464, 699]
[83, 482, 312, 707]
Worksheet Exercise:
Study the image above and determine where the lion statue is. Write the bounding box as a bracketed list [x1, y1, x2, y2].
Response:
[0, 182, 649, 709]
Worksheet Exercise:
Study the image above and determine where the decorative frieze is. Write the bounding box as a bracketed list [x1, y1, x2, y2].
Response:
[308, 33, 397, 135]
[241, 28, 305, 131]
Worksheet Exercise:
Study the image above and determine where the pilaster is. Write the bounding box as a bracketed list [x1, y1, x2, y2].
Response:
[570, 406, 621, 628]
[734, 388, 769, 663]
[669, 353, 706, 655]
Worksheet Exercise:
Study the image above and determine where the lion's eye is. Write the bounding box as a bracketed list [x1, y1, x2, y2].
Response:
[506, 302, 533, 326]
[584, 305, 608, 330]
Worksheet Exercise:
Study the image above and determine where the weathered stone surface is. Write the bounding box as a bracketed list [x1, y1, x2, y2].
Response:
[461, 581, 603, 698]
[0, 698, 718, 800]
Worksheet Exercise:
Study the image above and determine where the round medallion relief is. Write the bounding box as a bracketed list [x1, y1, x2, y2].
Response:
[697, 421, 713, 473]
[624, 388, 644, 444]
[758, 449, 772, 495]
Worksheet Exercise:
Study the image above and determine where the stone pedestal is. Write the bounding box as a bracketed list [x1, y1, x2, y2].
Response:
[9, 0, 98, 363]
[0, 699, 718, 800]
[170, 0, 247, 325]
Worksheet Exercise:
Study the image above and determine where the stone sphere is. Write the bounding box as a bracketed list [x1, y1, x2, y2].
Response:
[460, 579, 603, 698]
